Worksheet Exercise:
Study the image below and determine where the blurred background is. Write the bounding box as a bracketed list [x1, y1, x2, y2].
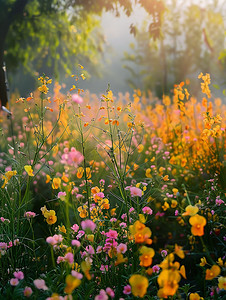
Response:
[2, 0, 226, 100]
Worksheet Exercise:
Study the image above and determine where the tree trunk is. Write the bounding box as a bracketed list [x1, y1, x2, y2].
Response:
[0, 0, 29, 108]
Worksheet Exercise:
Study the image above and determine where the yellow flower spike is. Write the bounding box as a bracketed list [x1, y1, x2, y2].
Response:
[52, 177, 61, 189]
[38, 85, 49, 94]
[24, 165, 34, 177]
[189, 214, 206, 236]
[64, 274, 81, 294]
[200, 257, 207, 267]
[129, 274, 149, 298]
[1, 175, 8, 188]
[205, 265, 221, 280]
[182, 205, 199, 216]
[218, 276, 226, 290]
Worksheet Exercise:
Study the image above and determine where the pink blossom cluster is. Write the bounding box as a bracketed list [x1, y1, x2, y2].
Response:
[24, 211, 36, 219]
[10, 271, 24, 287]
[57, 252, 74, 265]
[61, 147, 84, 168]
[46, 234, 63, 246]
[95, 287, 115, 300]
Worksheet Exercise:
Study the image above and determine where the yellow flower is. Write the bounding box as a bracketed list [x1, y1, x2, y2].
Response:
[46, 174, 51, 184]
[64, 274, 81, 294]
[162, 201, 169, 211]
[205, 265, 221, 280]
[77, 167, 84, 179]
[24, 165, 34, 177]
[81, 261, 91, 280]
[218, 276, 226, 290]
[1, 170, 17, 188]
[174, 244, 185, 259]
[145, 168, 152, 178]
[129, 274, 149, 298]
[179, 265, 187, 279]
[44, 210, 57, 225]
[189, 214, 206, 236]
[189, 293, 201, 300]
[52, 177, 61, 189]
[171, 200, 178, 208]
[58, 225, 66, 234]
[200, 257, 207, 267]
[158, 269, 181, 296]
[182, 205, 199, 216]
[38, 84, 49, 94]
[139, 246, 155, 267]
[115, 253, 128, 266]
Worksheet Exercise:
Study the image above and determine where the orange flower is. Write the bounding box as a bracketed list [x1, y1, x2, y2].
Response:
[129, 274, 149, 298]
[158, 269, 181, 297]
[205, 265, 221, 280]
[189, 214, 206, 236]
[139, 246, 155, 267]
[52, 178, 61, 189]
[46, 174, 51, 184]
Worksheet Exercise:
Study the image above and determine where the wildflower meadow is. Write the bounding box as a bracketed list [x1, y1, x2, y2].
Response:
[0, 68, 225, 300]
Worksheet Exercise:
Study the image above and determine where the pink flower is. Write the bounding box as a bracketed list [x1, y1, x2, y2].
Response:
[10, 278, 19, 286]
[95, 289, 108, 300]
[64, 252, 74, 264]
[142, 207, 153, 215]
[71, 240, 81, 247]
[152, 265, 160, 273]
[81, 219, 96, 232]
[13, 271, 24, 280]
[71, 224, 79, 232]
[117, 243, 127, 254]
[123, 284, 131, 295]
[130, 187, 142, 197]
[57, 191, 66, 201]
[23, 287, 33, 297]
[57, 256, 65, 264]
[33, 279, 48, 290]
[86, 245, 95, 255]
[71, 270, 83, 279]
[106, 287, 115, 298]
[106, 229, 118, 239]
[72, 94, 83, 104]
[96, 246, 102, 253]
[24, 211, 36, 219]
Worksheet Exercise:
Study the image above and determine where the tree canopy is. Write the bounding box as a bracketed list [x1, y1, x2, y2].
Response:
[0, 0, 165, 107]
